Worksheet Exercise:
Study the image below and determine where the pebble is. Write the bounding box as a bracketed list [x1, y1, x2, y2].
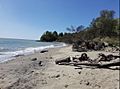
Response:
[31, 58, 37, 61]
[64, 84, 68, 88]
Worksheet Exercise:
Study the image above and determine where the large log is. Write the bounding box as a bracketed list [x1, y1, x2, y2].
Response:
[98, 62, 120, 68]
[59, 62, 100, 66]
[55, 57, 71, 64]
[58, 61, 120, 68]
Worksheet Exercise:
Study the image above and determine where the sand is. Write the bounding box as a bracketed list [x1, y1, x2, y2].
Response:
[0, 46, 119, 89]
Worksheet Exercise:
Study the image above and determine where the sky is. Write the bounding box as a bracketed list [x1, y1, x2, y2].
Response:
[0, 0, 119, 40]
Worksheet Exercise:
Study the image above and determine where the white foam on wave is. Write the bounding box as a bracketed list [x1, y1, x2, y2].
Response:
[0, 43, 67, 63]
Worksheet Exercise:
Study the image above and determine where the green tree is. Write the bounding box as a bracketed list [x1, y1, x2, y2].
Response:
[66, 25, 84, 33]
[53, 31, 58, 37]
[76, 25, 84, 32]
[40, 31, 57, 42]
[66, 25, 75, 32]
[89, 10, 116, 37]
[59, 32, 64, 37]
[100, 10, 115, 19]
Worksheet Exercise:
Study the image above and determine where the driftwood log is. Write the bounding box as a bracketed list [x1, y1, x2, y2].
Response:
[94, 53, 120, 63]
[58, 61, 120, 68]
[55, 52, 120, 69]
[72, 41, 106, 52]
[97, 62, 120, 68]
[55, 57, 71, 64]
[78, 53, 93, 63]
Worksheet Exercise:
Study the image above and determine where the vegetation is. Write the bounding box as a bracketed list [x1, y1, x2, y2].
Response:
[40, 10, 119, 46]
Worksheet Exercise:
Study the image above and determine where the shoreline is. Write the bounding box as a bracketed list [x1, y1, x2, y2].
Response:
[0, 46, 119, 89]
[0, 43, 67, 63]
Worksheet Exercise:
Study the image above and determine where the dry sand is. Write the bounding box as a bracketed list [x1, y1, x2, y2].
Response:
[0, 46, 119, 89]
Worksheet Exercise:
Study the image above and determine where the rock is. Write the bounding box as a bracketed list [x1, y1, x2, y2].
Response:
[30, 70, 34, 73]
[46, 57, 53, 59]
[56, 74, 60, 78]
[86, 82, 90, 85]
[31, 58, 37, 61]
[95, 84, 101, 88]
[49, 57, 53, 59]
[64, 84, 68, 88]
[24, 85, 33, 89]
[41, 80, 47, 85]
[78, 71, 81, 74]
[39, 61, 42, 66]
[40, 50, 48, 53]
[51, 74, 60, 78]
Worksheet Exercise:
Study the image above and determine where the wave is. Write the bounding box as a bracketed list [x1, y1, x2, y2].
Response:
[0, 47, 10, 52]
[0, 43, 67, 63]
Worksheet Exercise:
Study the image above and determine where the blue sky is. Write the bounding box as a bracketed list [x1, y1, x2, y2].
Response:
[0, 0, 119, 40]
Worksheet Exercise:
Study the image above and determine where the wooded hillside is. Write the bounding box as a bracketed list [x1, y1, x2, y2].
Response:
[40, 10, 119, 46]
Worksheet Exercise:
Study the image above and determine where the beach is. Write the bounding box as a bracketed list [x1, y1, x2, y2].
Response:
[0, 46, 119, 89]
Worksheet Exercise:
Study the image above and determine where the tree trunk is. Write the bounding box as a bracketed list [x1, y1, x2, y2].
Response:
[58, 62, 120, 68]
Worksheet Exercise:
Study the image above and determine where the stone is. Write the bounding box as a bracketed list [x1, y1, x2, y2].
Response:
[31, 58, 37, 61]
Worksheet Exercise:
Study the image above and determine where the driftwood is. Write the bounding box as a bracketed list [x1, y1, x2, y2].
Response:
[58, 61, 120, 68]
[55, 52, 120, 69]
[55, 53, 119, 64]
[55, 53, 93, 65]
[72, 53, 94, 63]
[72, 41, 105, 52]
[78, 53, 93, 63]
[58, 62, 100, 66]
[55, 57, 71, 64]
[94, 53, 120, 63]
[97, 62, 120, 68]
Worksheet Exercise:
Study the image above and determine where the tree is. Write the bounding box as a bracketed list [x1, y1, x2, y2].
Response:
[100, 10, 115, 19]
[76, 25, 84, 32]
[66, 25, 75, 32]
[89, 10, 116, 37]
[40, 31, 58, 42]
[66, 25, 84, 33]
[53, 31, 58, 37]
[59, 32, 64, 37]
[40, 10, 119, 45]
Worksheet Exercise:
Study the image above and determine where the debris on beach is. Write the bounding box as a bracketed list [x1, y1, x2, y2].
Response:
[40, 50, 48, 53]
[94, 53, 120, 63]
[72, 41, 105, 52]
[55, 53, 120, 69]
[31, 58, 37, 61]
[72, 40, 120, 52]
[39, 61, 42, 66]
[55, 57, 71, 64]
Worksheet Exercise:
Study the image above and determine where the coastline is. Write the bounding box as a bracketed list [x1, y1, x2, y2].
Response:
[0, 41, 67, 63]
[0, 46, 119, 89]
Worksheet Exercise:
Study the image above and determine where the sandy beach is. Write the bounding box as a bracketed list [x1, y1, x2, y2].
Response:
[0, 46, 119, 89]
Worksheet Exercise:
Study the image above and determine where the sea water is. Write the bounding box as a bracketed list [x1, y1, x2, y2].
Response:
[0, 38, 66, 62]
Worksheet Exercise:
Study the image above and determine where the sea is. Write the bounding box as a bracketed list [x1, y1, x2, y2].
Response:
[0, 38, 66, 63]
